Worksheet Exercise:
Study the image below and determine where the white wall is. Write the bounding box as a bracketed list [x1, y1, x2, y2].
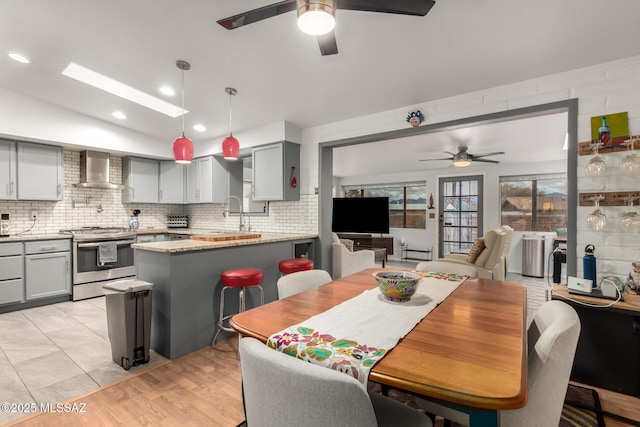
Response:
[301, 55, 640, 280]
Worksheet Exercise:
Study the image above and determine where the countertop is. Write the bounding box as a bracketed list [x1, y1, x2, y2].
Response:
[0, 233, 71, 242]
[132, 232, 318, 253]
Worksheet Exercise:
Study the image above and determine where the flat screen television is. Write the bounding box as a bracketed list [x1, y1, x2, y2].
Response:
[332, 197, 390, 234]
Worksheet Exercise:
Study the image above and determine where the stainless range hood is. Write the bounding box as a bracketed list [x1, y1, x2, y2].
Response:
[75, 151, 122, 189]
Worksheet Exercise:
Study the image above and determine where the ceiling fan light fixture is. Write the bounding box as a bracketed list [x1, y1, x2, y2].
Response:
[297, 0, 336, 36]
[453, 153, 471, 168]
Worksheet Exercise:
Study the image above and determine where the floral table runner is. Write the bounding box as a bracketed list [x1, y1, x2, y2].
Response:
[267, 271, 468, 386]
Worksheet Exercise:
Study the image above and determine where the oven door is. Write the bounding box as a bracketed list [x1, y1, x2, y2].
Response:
[74, 239, 136, 283]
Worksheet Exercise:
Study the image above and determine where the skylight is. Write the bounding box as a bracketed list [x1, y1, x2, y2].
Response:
[62, 62, 187, 118]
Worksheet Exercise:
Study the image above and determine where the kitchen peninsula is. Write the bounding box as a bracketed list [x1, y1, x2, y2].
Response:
[132, 231, 317, 359]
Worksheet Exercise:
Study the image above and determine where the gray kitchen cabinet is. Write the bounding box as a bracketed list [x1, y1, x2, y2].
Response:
[0, 139, 17, 200]
[136, 233, 166, 243]
[122, 157, 160, 203]
[159, 161, 185, 204]
[24, 239, 71, 300]
[252, 141, 300, 201]
[17, 142, 63, 201]
[186, 156, 229, 203]
[0, 242, 24, 305]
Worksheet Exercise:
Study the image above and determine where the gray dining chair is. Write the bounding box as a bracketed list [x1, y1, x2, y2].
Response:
[415, 300, 580, 426]
[239, 337, 432, 427]
[277, 269, 332, 299]
[415, 261, 479, 278]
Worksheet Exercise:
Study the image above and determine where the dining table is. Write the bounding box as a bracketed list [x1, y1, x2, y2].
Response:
[230, 267, 528, 426]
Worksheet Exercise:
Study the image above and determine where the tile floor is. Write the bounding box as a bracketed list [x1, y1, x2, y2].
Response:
[0, 264, 550, 425]
[0, 297, 167, 425]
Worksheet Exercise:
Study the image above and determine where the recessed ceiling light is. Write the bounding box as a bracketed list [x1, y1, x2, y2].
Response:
[112, 111, 127, 119]
[159, 86, 175, 96]
[62, 62, 187, 117]
[8, 52, 30, 63]
[193, 124, 206, 132]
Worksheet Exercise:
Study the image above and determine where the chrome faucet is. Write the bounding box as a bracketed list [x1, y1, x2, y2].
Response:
[222, 195, 244, 232]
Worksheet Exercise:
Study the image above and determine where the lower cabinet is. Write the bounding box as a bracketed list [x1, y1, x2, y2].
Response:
[0, 242, 24, 305]
[24, 240, 71, 300]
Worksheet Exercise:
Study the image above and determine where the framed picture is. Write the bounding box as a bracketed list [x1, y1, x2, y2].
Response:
[591, 112, 629, 146]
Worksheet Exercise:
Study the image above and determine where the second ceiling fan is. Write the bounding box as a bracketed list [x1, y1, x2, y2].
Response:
[217, 0, 435, 56]
[419, 146, 505, 168]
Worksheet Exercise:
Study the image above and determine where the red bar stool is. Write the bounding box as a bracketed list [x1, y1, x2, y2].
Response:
[279, 258, 314, 275]
[211, 267, 264, 347]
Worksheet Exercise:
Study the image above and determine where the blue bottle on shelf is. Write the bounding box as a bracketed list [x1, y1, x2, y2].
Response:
[583, 244, 597, 288]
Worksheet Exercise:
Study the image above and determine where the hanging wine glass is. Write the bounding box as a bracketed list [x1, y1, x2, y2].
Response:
[617, 195, 640, 232]
[585, 141, 605, 177]
[586, 195, 607, 232]
[620, 136, 640, 177]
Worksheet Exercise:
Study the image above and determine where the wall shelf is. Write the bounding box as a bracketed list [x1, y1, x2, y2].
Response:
[578, 136, 639, 156]
[578, 191, 640, 206]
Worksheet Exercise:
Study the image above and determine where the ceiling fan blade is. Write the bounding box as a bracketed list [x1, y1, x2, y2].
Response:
[442, 151, 456, 156]
[217, 0, 296, 30]
[472, 151, 505, 159]
[419, 157, 451, 162]
[338, 0, 435, 16]
[473, 158, 501, 163]
[318, 31, 338, 56]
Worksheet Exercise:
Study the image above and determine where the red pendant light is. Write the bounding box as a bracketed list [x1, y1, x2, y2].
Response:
[173, 60, 193, 164]
[222, 87, 240, 160]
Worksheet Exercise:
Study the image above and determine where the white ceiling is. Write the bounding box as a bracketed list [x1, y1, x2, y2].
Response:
[333, 112, 568, 177]
[1, 1, 639, 172]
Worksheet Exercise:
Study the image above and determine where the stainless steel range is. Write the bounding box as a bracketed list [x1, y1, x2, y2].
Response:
[60, 227, 137, 300]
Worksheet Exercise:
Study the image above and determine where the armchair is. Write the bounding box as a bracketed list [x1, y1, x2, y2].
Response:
[332, 233, 376, 279]
[438, 228, 507, 280]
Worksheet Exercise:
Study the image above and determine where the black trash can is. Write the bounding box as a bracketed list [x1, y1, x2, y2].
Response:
[103, 279, 154, 370]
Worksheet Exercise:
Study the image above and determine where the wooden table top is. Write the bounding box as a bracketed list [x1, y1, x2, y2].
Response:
[231, 268, 528, 411]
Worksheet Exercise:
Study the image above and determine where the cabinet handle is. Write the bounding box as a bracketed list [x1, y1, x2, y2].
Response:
[11, 182, 14, 195]
[159, 189, 163, 201]
[57, 184, 61, 197]
[40, 246, 57, 251]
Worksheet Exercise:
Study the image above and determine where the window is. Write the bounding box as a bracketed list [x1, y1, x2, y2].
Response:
[343, 183, 427, 229]
[500, 174, 567, 232]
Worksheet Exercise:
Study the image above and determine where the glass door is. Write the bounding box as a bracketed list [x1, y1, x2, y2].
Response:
[439, 175, 483, 257]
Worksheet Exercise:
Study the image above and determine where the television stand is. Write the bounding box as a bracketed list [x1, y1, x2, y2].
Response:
[336, 233, 394, 256]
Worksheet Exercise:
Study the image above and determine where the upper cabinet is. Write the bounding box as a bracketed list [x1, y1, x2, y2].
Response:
[252, 141, 300, 201]
[122, 157, 159, 203]
[17, 142, 63, 201]
[186, 156, 230, 203]
[159, 161, 185, 204]
[0, 140, 17, 200]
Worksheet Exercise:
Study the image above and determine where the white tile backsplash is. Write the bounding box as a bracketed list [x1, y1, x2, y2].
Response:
[0, 150, 317, 235]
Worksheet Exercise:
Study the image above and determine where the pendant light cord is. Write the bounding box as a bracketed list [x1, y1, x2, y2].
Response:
[228, 91, 233, 136]
[181, 68, 186, 137]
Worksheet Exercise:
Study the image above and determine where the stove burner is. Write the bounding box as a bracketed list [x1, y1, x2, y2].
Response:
[60, 226, 136, 241]
[60, 226, 131, 234]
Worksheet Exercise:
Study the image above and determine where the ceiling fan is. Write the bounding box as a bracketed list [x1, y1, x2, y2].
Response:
[217, 0, 435, 56]
[419, 146, 505, 168]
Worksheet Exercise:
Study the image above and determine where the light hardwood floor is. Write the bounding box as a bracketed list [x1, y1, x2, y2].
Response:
[6, 336, 640, 427]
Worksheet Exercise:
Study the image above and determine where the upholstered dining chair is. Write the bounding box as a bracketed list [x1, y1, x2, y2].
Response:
[415, 261, 479, 278]
[331, 232, 376, 279]
[437, 228, 506, 280]
[239, 337, 431, 427]
[277, 269, 333, 299]
[415, 300, 581, 427]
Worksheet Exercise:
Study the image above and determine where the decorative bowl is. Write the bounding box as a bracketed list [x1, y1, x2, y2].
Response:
[373, 271, 422, 302]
